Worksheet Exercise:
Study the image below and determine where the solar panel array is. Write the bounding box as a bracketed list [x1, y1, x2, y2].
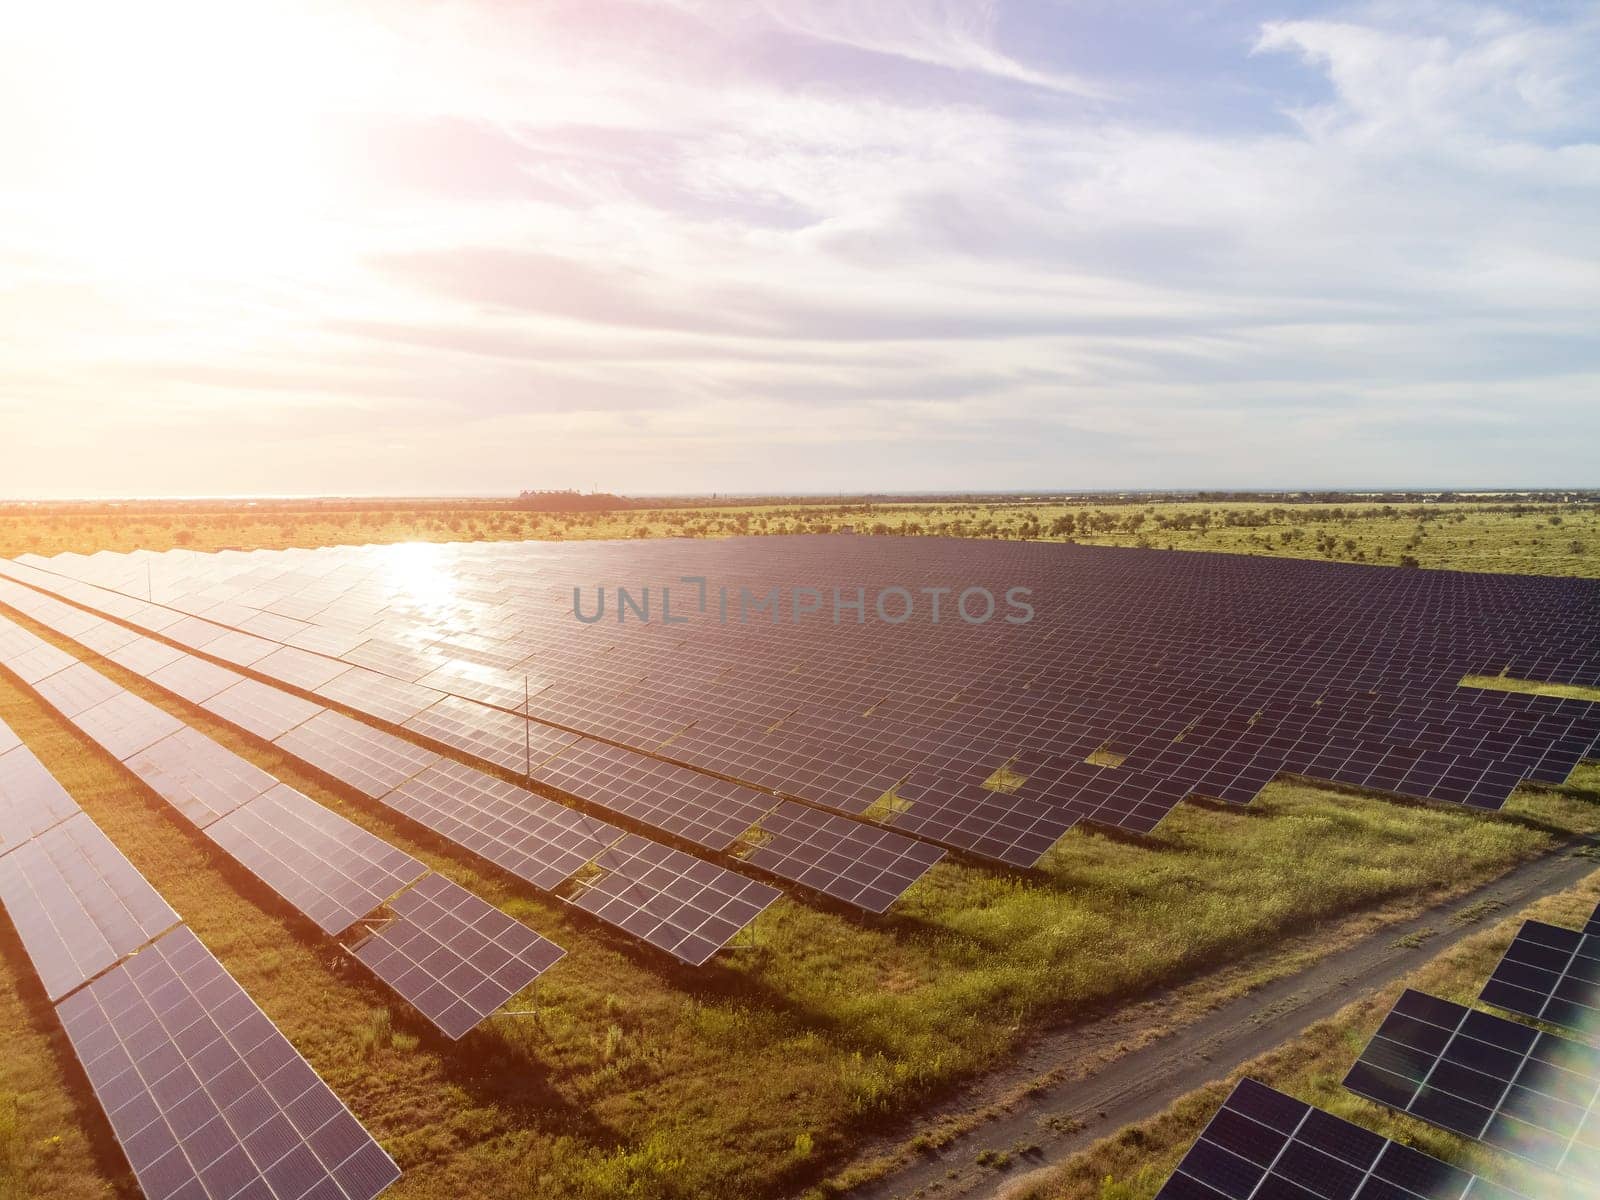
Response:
[0, 716, 398, 1200]
[350, 873, 566, 1039]
[1479, 919, 1600, 1035]
[1344, 989, 1600, 1180]
[0, 609, 565, 1036]
[0, 810, 179, 1001]
[5, 537, 1592, 878]
[1155, 1078, 1526, 1199]
[58, 927, 400, 1200]
[0, 584, 783, 965]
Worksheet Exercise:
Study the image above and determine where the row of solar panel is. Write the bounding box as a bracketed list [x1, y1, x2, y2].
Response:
[0, 591, 793, 961]
[11, 544, 1591, 871]
[1158, 898, 1600, 1196]
[0, 611, 566, 1040]
[0, 715, 400, 1200]
[0, 572, 946, 920]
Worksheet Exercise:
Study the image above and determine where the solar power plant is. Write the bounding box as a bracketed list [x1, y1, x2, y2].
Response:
[568, 834, 782, 966]
[401, 693, 578, 773]
[206, 784, 429, 937]
[1479, 919, 1600, 1035]
[1344, 989, 1600, 1179]
[0, 599, 784, 966]
[3, 536, 1593, 879]
[0, 731, 80, 854]
[349, 873, 566, 1040]
[0, 812, 180, 1001]
[1155, 1077, 1527, 1200]
[57, 926, 400, 1200]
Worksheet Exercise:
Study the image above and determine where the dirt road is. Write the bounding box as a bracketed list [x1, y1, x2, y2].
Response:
[829, 839, 1599, 1200]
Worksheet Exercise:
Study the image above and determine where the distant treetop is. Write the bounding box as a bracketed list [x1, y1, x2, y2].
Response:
[514, 490, 635, 512]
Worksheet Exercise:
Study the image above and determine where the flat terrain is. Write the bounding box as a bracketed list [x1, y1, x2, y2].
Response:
[3, 497, 1598, 576]
[1005, 870, 1600, 1200]
[0, 498, 1596, 1200]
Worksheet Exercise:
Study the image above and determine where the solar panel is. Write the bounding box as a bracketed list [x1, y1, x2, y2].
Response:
[33, 660, 125, 719]
[534, 740, 775, 851]
[146, 652, 247, 704]
[1587, 902, 1600, 938]
[104, 636, 187, 678]
[384, 759, 623, 891]
[56, 925, 400, 1200]
[3, 639, 79, 684]
[402, 694, 578, 773]
[0, 812, 180, 1001]
[272, 709, 440, 800]
[1344, 988, 1600, 1179]
[350, 873, 565, 1039]
[1479, 919, 1600, 1036]
[315, 668, 441, 726]
[72, 690, 186, 762]
[205, 784, 428, 936]
[0, 744, 81, 855]
[566, 834, 781, 966]
[737, 802, 944, 913]
[199, 678, 322, 742]
[252, 644, 356, 691]
[1156, 1077, 1527, 1199]
[123, 726, 278, 828]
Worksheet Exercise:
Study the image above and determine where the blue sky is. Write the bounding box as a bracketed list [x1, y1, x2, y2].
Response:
[1, 1, 1596, 496]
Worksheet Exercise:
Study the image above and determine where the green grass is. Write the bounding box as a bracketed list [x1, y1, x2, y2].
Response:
[1021, 874, 1600, 1200]
[2, 630, 1597, 1200]
[1460, 674, 1600, 703]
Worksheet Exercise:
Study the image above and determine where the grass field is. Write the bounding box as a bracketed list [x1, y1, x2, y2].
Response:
[0, 501, 1597, 1200]
[1022, 872, 1600, 1200]
[3, 497, 1598, 577]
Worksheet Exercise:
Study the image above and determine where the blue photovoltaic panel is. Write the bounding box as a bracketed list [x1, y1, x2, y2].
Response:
[1344, 989, 1600, 1181]
[1156, 1077, 1527, 1199]
[1479, 918, 1600, 1037]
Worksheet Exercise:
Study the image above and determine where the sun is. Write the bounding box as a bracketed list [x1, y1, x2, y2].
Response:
[10, 1, 356, 282]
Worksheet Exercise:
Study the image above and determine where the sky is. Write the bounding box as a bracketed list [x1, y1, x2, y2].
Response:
[1, 0, 1597, 498]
